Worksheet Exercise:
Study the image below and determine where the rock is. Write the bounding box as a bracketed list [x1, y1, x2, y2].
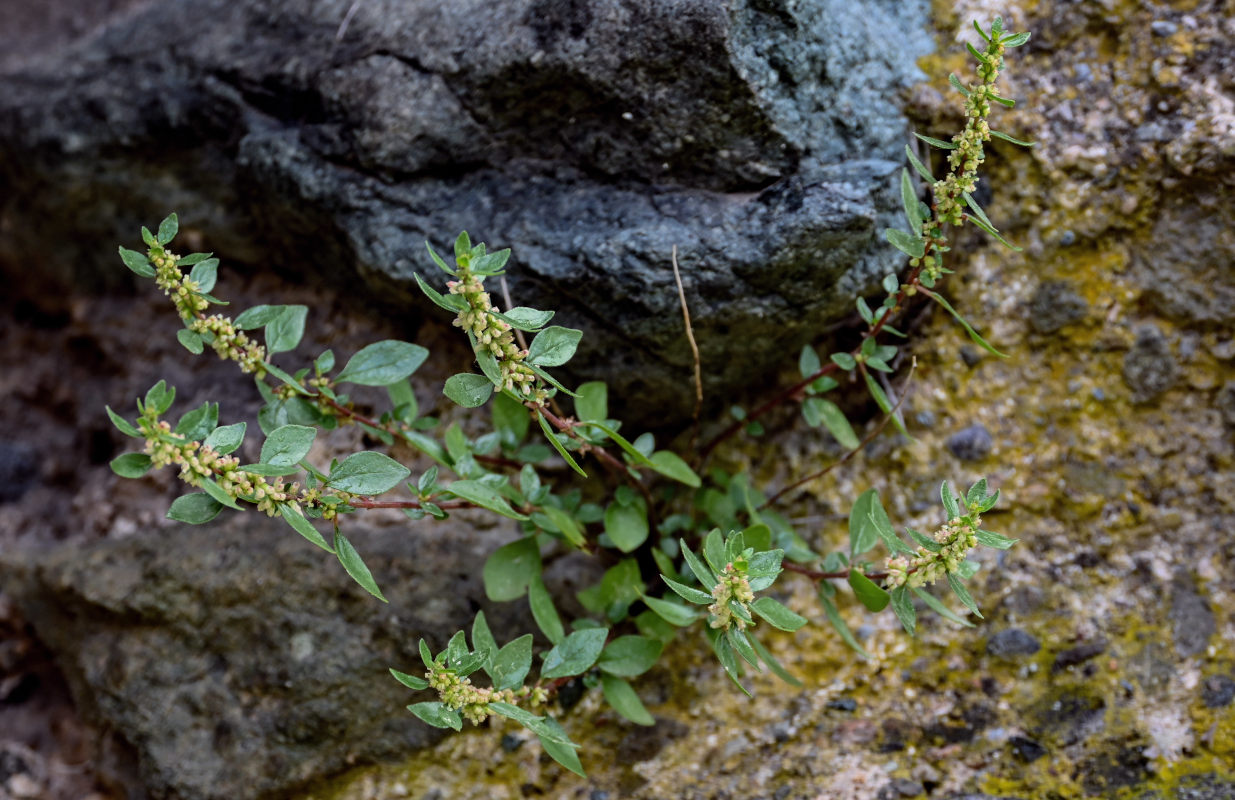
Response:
[1135, 773, 1235, 800]
[1029, 280, 1088, 334]
[1008, 736, 1047, 762]
[1170, 571, 1215, 657]
[986, 628, 1040, 658]
[0, 0, 936, 421]
[1123, 325, 1178, 404]
[1079, 744, 1150, 796]
[947, 424, 993, 462]
[0, 442, 38, 504]
[1, 513, 536, 800]
[826, 697, 857, 712]
[1200, 674, 1235, 708]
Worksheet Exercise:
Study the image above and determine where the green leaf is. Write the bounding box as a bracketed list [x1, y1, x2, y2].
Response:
[885, 228, 926, 259]
[848, 489, 880, 556]
[751, 597, 808, 631]
[990, 129, 1036, 147]
[110, 453, 153, 478]
[453, 231, 472, 260]
[914, 132, 958, 150]
[535, 411, 586, 477]
[490, 634, 535, 690]
[868, 495, 915, 556]
[234, 304, 287, 329]
[446, 479, 530, 521]
[947, 572, 983, 618]
[266, 306, 308, 354]
[575, 381, 608, 422]
[679, 541, 717, 589]
[174, 402, 218, 441]
[799, 345, 821, 378]
[279, 504, 333, 552]
[188, 258, 219, 293]
[413, 273, 466, 312]
[407, 701, 462, 730]
[889, 585, 917, 635]
[443, 373, 494, 408]
[204, 422, 246, 455]
[922, 290, 1009, 357]
[199, 477, 242, 509]
[157, 213, 178, 245]
[260, 424, 316, 467]
[910, 586, 975, 628]
[389, 668, 429, 690]
[582, 421, 653, 468]
[144, 380, 175, 414]
[905, 144, 936, 182]
[641, 593, 699, 626]
[526, 326, 583, 367]
[488, 306, 554, 331]
[901, 168, 922, 234]
[106, 406, 141, 438]
[649, 451, 701, 488]
[746, 550, 783, 592]
[541, 627, 608, 679]
[177, 328, 204, 354]
[962, 192, 998, 232]
[528, 576, 565, 644]
[166, 493, 224, 524]
[327, 451, 411, 495]
[848, 570, 891, 612]
[819, 591, 871, 658]
[337, 340, 431, 386]
[707, 629, 750, 697]
[948, 73, 971, 97]
[541, 505, 585, 547]
[941, 481, 961, 518]
[262, 362, 310, 395]
[597, 635, 662, 678]
[661, 575, 713, 605]
[493, 392, 530, 445]
[483, 537, 541, 601]
[989, 92, 1015, 108]
[862, 371, 909, 438]
[471, 611, 497, 669]
[976, 529, 1017, 549]
[748, 633, 803, 686]
[702, 529, 727, 575]
[538, 727, 585, 777]
[601, 674, 654, 725]
[727, 628, 761, 668]
[522, 361, 579, 397]
[802, 398, 859, 449]
[119, 246, 156, 277]
[334, 529, 386, 602]
[604, 501, 649, 552]
[830, 352, 857, 371]
[1001, 31, 1031, 46]
[963, 212, 1023, 251]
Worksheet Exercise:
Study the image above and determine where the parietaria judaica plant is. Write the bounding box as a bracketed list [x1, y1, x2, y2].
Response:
[106, 19, 1032, 776]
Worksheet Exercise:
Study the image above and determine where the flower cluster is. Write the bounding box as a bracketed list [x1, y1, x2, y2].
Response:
[708, 564, 756, 631]
[448, 274, 547, 404]
[152, 250, 210, 319]
[882, 512, 981, 589]
[140, 418, 312, 517]
[428, 666, 546, 725]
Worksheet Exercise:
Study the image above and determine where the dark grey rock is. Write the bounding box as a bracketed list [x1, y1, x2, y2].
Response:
[1170, 571, 1215, 657]
[1030, 690, 1106, 746]
[827, 697, 857, 712]
[947, 424, 993, 462]
[2, 513, 535, 800]
[1136, 773, 1235, 800]
[1029, 280, 1088, 334]
[1150, 20, 1179, 37]
[1123, 325, 1178, 404]
[1052, 637, 1107, 672]
[889, 778, 924, 797]
[1079, 745, 1150, 796]
[1201, 674, 1235, 708]
[986, 628, 1041, 658]
[0, 0, 936, 421]
[0, 441, 39, 504]
[1008, 735, 1047, 762]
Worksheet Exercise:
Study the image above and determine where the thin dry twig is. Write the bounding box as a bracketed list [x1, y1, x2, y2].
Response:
[672, 245, 704, 455]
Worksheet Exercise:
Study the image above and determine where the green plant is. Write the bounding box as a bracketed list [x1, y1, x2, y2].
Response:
[106, 19, 1032, 777]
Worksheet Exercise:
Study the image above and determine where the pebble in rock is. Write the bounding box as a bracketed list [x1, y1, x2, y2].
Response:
[986, 628, 1041, 658]
[947, 424, 993, 461]
[1215, 382, 1235, 428]
[1009, 735, 1048, 762]
[1123, 324, 1178, 403]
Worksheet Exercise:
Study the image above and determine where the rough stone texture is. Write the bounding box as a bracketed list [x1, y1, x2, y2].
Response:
[1123, 325, 1179, 404]
[0, 0, 934, 421]
[986, 629, 1041, 659]
[1170, 571, 1216, 658]
[1, 513, 535, 800]
[946, 423, 994, 462]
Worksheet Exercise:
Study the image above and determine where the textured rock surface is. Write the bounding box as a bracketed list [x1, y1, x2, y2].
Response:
[2, 513, 534, 800]
[0, 0, 933, 419]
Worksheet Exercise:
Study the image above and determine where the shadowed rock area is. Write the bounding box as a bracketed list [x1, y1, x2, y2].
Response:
[0, 0, 932, 421]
